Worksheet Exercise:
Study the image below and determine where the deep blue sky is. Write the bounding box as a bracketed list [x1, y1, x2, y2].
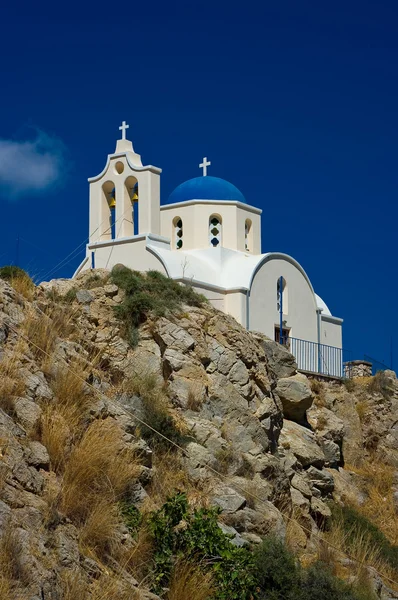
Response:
[1, 1, 397, 366]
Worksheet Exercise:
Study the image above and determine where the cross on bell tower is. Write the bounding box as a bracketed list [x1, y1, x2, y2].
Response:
[119, 120, 129, 140]
[199, 157, 211, 176]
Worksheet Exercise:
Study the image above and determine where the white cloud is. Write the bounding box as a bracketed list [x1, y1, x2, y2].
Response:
[0, 129, 67, 199]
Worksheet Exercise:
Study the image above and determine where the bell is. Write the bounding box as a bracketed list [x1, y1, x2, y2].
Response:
[109, 197, 116, 208]
[131, 191, 139, 202]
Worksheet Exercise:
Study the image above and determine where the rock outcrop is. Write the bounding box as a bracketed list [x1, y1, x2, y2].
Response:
[0, 271, 397, 599]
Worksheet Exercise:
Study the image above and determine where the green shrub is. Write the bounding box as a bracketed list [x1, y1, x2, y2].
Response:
[120, 502, 142, 535]
[254, 538, 376, 600]
[110, 266, 206, 346]
[254, 536, 300, 600]
[0, 265, 30, 282]
[301, 562, 373, 600]
[331, 505, 398, 571]
[148, 492, 256, 599]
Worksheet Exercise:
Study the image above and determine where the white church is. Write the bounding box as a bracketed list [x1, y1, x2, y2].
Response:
[75, 122, 343, 377]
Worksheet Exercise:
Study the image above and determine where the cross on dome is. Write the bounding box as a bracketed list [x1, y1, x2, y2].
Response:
[119, 120, 129, 140]
[199, 157, 211, 177]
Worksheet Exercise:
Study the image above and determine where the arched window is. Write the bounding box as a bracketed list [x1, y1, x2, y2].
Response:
[245, 219, 252, 251]
[276, 277, 288, 314]
[209, 215, 222, 247]
[173, 216, 183, 249]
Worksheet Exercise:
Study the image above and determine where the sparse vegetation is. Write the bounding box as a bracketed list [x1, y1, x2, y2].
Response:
[0, 266, 35, 300]
[147, 492, 256, 599]
[22, 305, 76, 365]
[167, 560, 215, 600]
[343, 378, 357, 392]
[186, 384, 203, 411]
[215, 445, 236, 474]
[124, 371, 188, 449]
[110, 266, 206, 346]
[254, 535, 378, 600]
[0, 353, 25, 416]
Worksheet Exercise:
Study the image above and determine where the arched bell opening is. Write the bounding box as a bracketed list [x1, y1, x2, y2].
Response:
[125, 175, 139, 236]
[245, 219, 253, 252]
[173, 216, 183, 249]
[209, 214, 222, 247]
[101, 180, 116, 240]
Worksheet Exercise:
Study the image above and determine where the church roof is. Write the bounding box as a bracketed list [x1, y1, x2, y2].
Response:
[167, 176, 247, 205]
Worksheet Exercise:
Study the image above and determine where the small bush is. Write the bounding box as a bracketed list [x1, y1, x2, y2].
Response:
[110, 266, 206, 346]
[148, 492, 256, 599]
[254, 537, 376, 600]
[254, 535, 300, 599]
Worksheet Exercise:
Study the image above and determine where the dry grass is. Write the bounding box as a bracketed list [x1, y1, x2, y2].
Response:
[22, 305, 77, 366]
[321, 514, 392, 585]
[60, 418, 140, 526]
[56, 418, 141, 562]
[59, 570, 88, 600]
[215, 445, 236, 474]
[120, 523, 154, 582]
[90, 574, 142, 600]
[346, 459, 398, 545]
[167, 560, 214, 600]
[0, 353, 25, 415]
[9, 274, 35, 301]
[80, 498, 123, 560]
[186, 384, 203, 412]
[0, 522, 28, 589]
[355, 399, 370, 423]
[40, 405, 71, 472]
[310, 379, 327, 407]
[144, 450, 210, 512]
[39, 361, 94, 472]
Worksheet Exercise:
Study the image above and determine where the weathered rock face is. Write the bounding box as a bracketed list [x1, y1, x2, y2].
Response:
[275, 373, 313, 422]
[1, 273, 398, 599]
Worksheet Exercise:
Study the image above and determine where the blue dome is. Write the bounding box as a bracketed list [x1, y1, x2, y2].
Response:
[167, 176, 246, 204]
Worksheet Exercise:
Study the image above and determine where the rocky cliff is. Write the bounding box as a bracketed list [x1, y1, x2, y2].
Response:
[0, 268, 397, 599]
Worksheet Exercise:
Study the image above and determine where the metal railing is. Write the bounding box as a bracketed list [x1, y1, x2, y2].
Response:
[288, 337, 344, 378]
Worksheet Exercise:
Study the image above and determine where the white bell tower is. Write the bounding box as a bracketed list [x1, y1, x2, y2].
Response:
[87, 121, 162, 243]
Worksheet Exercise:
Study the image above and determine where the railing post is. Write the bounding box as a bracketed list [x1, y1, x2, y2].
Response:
[279, 275, 283, 344]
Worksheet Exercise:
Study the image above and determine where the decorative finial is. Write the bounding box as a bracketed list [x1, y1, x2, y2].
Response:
[119, 120, 129, 140]
[199, 157, 211, 176]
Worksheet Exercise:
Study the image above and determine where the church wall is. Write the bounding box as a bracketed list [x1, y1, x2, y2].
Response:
[161, 203, 260, 253]
[87, 239, 167, 275]
[249, 257, 318, 343]
[189, 284, 225, 312]
[320, 316, 343, 349]
[225, 291, 247, 327]
[236, 207, 261, 254]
